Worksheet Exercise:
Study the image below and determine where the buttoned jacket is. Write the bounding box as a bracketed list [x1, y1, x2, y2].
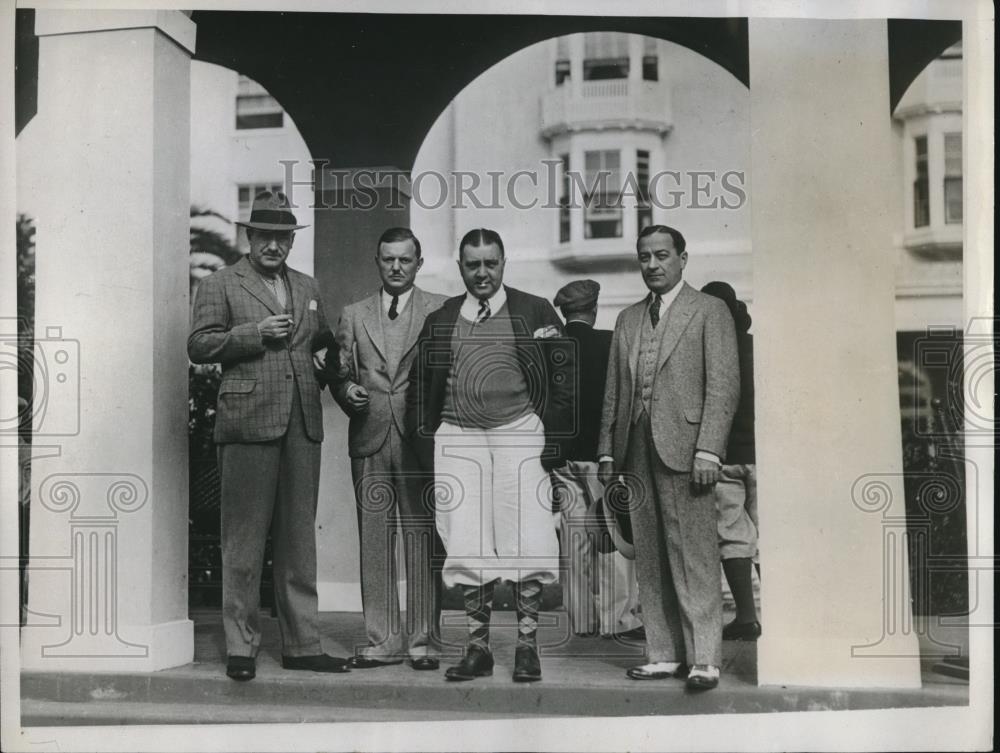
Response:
[188, 256, 328, 443]
[598, 282, 739, 472]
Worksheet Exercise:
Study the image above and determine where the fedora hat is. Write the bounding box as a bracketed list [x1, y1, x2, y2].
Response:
[586, 478, 635, 560]
[235, 190, 308, 231]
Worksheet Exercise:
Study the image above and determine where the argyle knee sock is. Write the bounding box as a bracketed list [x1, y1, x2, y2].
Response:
[722, 557, 758, 624]
[514, 579, 542, 648]
[462, 581, 495, 651]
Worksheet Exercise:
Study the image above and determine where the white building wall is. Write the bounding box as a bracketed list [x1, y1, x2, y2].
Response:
[412, 34, 962, 334]
[412, 35, 753, 330]
[189, 62, 315, 275]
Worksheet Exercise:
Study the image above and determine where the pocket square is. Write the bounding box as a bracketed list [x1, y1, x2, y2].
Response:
[309, 299, 318, 311]
[533, 325, 560, 339]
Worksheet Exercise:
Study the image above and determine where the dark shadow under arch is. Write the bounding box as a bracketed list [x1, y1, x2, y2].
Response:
[191, 12, 749, 170]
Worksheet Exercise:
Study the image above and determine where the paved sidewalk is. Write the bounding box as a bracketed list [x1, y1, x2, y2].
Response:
[20, 609, 968, 725]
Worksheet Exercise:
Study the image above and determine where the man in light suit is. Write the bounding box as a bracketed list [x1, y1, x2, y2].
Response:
[407, 228, 574, 683]
[188, 191, 350, 681]
[598, 224, 739, 691]
[332, 227, 447, 671]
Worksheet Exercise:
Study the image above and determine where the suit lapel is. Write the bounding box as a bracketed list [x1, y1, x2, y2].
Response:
[360, 293, 387, 362]
[399, 287, 427, 361]
[236, 258, 281, 316]
[624, 300, 645, 378]
[655, 283, 696, 372]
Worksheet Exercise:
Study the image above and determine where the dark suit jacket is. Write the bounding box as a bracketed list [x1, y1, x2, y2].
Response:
[726, 331, 755, 465]
[188, 257, 328, 443]
[405, 286, 575, 473]
[563, 321, 612, 462]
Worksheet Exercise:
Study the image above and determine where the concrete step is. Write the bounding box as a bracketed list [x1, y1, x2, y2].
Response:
[19, 610, 969, 725]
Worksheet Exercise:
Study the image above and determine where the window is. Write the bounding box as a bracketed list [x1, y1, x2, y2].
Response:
[583, 150, 622, 239]
[555, 36, 571, 86]
[636, 149, 652, 231]
[642, 36, 658, 81]
[236, 76, 284, 130]
[237, 182, 284, 252]
[943, 132, 962, 224]
[558, 154, 571, 243]
[583, 33, 629, 81]
[913, 135, 929, 228]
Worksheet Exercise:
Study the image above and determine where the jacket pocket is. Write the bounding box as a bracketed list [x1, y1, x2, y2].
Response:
[219, 378, 257, 395]
[683, 406, 702, 424]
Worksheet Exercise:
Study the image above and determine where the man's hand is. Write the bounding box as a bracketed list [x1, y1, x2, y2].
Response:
[598, 460, 616, 487]
[345, 383, 370, 413]
[691, 456, 721, 495]
[312, 347, 328, 371]
[258, 314, 293, 341]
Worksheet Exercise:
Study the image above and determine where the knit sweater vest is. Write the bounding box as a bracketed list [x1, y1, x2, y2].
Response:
[440, 307, 534, 429]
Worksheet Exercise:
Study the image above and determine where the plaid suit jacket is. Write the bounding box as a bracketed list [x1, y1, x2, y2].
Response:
[188, 256, 329, 444]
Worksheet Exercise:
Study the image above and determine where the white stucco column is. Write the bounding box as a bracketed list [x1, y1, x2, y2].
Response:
[20, 10, 196, 672]
[749, 19, 921, 687]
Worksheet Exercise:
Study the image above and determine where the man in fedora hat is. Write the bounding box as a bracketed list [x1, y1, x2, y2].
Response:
[550, 280, 643, 640]
[189, 190, 350, 681]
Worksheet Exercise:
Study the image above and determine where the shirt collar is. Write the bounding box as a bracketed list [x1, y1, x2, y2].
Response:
[650, 280, 684, 311]
[461, 285, 507, 321]
[381, 286, 414, 314]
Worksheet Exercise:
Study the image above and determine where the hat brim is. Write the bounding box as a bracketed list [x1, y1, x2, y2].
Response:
[600, 481, 636, 560]
[235, 220, 309, 231]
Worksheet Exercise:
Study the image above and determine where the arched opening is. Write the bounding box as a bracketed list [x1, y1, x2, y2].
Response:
[403, 28, 759, 645]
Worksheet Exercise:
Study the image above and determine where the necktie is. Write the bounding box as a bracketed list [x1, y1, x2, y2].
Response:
[264, 275, 287, 310]
[388, 295, 399, 320]
[649, 295, 662, 328]
[474, 298, 491, 326]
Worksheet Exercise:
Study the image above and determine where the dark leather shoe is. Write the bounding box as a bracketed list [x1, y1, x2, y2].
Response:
[281, 654, 351, 673]
[346, 656, 403, 669]
[512, 646, 541, 683]
[626, 662, 688, 680]
[410, 656, 440, 671]
[444, 646, 494, 681]
[722, 619, 762, 641]
[226, 656, 256, 682]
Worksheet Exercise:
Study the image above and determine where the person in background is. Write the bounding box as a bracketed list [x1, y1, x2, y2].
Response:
[551, 279, 643, 640]
[701, 281, 760, 641]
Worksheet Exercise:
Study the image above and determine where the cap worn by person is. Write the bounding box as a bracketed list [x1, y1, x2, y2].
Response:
[553, 279, 600, 313]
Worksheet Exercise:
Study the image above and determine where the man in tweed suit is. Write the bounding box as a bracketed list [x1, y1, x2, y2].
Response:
[332, 227, 446, 671]
[188, 191, 350, 681]
[598, 225, 739, 691]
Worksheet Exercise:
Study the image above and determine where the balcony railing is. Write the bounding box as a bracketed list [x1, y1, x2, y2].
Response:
[540, 79, 672, 138]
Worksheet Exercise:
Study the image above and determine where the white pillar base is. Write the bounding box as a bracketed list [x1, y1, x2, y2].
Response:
[21, 619, 193, 673]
